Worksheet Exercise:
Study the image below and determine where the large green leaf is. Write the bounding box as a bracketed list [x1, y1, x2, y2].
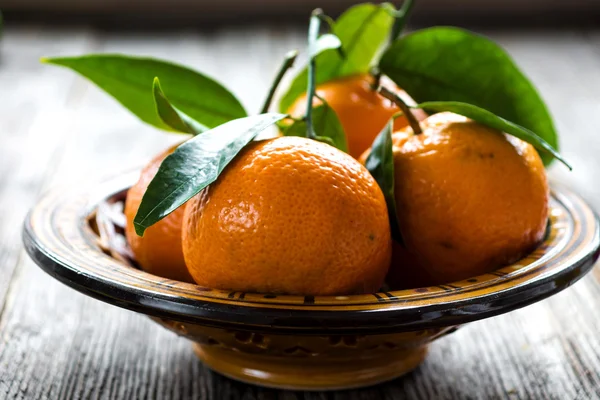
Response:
[283, 101, 349, 152]
[415, 101, 570, 169]
[279, 3, 393, 112]
[152, 77, 208, 135]
[43, 54, 247, 131]
[365, 120, 402, 243]
[133, 113, 286, 236]
[379, 27, 558, 165]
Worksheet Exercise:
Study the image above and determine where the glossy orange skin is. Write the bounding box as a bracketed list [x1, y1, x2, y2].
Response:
[381, 112, 548, 288]
[288, 74, 427, 159]
[182, 136, 392, 296]
[124, 146, 194, 283]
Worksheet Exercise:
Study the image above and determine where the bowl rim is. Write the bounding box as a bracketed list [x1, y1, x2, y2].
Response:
[22, 171, 600, 334]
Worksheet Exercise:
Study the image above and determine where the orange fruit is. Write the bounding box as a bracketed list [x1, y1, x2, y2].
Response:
[367, 112, 549, 288]
[124, 146, 194, 283]
[182, 136, 392, 295]
[287, 74, 427, 159]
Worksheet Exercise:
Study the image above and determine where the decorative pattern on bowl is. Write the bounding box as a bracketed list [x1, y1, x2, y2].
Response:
[22, 172, 600, 390]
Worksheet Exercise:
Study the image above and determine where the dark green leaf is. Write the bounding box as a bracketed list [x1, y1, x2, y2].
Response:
[282, 120, 304, 137]
[365, 120, 402, 243]
[311, 101, 348, 152]
[283, 101, 349, 152]
[379, 27, 558, 165]
[153, 77, 208, 135]
[133, 113, 287, 236]
[279, 3, 393, 112]
[416, 101, 571, 169]
[42, 54, 247, 131]
[309, 33, 342, 59]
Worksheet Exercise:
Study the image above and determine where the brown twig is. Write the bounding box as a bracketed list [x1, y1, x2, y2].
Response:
[378, 86, 423, 135]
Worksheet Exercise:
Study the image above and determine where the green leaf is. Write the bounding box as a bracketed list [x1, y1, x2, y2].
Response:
[279, 3, 393, 112]
[379, 26, 558, 165]
[283, 101, 349, 152]
[282, 119, 308, 139]
[133, 113, 286, 236]
[152, 77, 208, 135]
[309, 33, 342, 59]
[42, 54, 247, 131]
[311, 101, 348, 152]
[365, 120, 402, 243]
[416, 101, 571, 169]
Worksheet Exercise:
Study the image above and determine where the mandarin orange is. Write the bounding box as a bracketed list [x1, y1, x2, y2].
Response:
[182, 136, 391, 295]
[287, 74, 427, 159]
[124, 146, 194, 283]
[366, 112, 549, 288]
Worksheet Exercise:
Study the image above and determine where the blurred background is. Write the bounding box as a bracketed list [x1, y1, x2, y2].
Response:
[0, 0, 598, 191]
[1, 0, 600, 27]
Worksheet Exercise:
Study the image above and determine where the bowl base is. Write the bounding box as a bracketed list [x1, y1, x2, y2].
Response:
[193, 342, 428, 391]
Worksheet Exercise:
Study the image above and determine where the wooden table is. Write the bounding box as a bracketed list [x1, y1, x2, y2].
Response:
[1, 24, 600, 400]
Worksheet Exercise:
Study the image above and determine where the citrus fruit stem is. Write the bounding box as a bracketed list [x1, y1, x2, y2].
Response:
[260, 50, 299, 114]
[389, 0, 417, 42]
[369, 66, 383, 91]
[305, 8, 325, 141]
[378, 86, 423, 135]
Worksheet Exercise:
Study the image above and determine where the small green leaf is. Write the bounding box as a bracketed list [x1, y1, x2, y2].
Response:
[133, 113, 286, 236]
[416, 101, 571, 169]
[42, 54, 247, 131]
[365, 120, 402, 243]
[152, 77, 208, 135]
[279, 3, 393, 112]
[282, 119, 306, 137]
[311, 101, 348, 152]
[309, 33, 342, 58]
[283, 101, 349, 152]
[379, 27, 558, 165]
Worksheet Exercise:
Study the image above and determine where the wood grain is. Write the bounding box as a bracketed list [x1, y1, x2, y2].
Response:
[0, 26, 93, 312]
[0, 26, 600, 400]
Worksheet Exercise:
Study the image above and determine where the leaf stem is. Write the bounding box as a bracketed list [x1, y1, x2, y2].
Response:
[378, 86, 422, 134]
[389, 0, 416, 42]
[370, 1, 416, 88]
[316, 13, 336, 31]
[369, 66, 382, 91]
[260, 50, 299, 114]
[305, 9, 324, 140]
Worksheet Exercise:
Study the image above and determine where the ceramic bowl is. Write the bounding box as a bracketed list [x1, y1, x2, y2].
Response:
[23, 172, 600, 391]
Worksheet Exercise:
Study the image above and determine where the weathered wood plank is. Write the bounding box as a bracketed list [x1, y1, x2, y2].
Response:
[0, 26, 599, 400]
[0, 26, 94, 312]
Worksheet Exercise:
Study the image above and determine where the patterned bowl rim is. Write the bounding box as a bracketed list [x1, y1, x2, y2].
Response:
[23, 171, 600, 334]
